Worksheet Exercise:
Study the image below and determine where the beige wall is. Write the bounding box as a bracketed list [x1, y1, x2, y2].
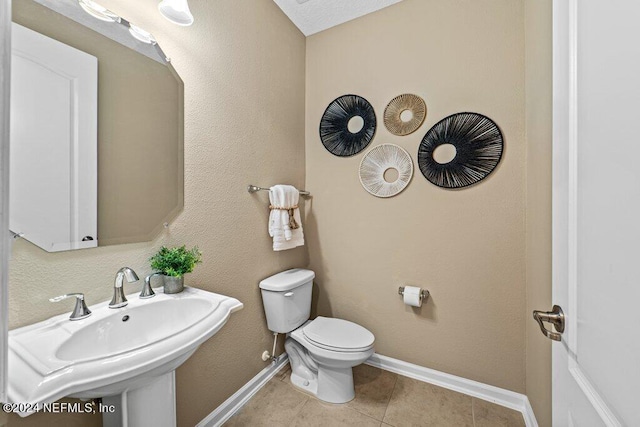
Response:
[305, 0, 527, 393]
[525, 0, 553, 425]
[6, 0, 306, 426]
[13, 0, 183, 247]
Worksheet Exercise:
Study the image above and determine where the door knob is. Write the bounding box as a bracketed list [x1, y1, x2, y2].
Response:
[533, 305, 565, 341]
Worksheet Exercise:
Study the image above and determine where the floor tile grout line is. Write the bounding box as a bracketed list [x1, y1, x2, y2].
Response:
[327, 400, 385, 425]
[381, 373, 399, 426]
[358, 409, 386, 425]
[347, 403, 382, 421]
[346, 382, 391, 421]
[472, 397, 476, 427]
[295, 391, 383, 426]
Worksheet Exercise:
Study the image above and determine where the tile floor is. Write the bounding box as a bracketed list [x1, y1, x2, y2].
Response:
[224, 364, 526, 426]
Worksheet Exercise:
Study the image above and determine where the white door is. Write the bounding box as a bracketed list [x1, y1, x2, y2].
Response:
[550, 0, 640, 425]
[10, 23, 97, 251]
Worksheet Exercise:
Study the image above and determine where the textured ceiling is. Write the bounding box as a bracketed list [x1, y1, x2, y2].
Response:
[272, 0, 404, 36]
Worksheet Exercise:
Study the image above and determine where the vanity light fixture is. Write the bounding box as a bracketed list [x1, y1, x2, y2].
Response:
[158, 0, 194, 26]
[78, 0, 120, 23]
[129, 24, 157, 44]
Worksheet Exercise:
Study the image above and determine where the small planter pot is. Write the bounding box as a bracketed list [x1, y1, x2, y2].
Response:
[162, 275, 184, 294]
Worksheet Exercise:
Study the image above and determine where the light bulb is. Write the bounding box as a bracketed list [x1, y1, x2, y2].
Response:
[158, 0, 194, 26]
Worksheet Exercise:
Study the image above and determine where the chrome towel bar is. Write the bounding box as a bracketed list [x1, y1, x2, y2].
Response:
[247, 184, 310, 196]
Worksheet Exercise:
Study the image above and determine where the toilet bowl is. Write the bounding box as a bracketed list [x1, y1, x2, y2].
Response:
[259, 269, 375, 404]
[286, 317, 374, 403]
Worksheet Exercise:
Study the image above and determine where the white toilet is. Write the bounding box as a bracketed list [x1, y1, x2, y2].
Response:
[259, 269, 375, 404]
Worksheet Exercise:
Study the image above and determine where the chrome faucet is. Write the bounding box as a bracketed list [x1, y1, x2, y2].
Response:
[50, 293, 92, 320]
[109, 267, 139, 308]
[141, 273, 161, 299]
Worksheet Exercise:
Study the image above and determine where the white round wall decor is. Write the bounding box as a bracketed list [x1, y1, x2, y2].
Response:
[359, 144, 413, 198]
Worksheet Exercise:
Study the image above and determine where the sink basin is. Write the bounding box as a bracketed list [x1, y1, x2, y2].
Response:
[56, 297, 213, 362]
[8, 286, 242, 418]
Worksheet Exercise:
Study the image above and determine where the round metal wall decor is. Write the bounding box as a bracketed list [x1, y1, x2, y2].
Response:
[319, 94, 377, 157]
[359, 144, 413, 198]
[384, 94, 427, 136]
[417, 112, 503, 189]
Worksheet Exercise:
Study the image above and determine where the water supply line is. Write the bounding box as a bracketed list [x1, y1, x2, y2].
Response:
[271, 332, 278, 362]
[262, 332, 279, 362]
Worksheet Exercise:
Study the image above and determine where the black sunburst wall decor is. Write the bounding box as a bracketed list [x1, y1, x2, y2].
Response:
[417, 112, 503, 189]
[319, 94, 377, 157]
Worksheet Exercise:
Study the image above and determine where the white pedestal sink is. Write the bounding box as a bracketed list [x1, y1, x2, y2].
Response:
[7, 287, 243, 426]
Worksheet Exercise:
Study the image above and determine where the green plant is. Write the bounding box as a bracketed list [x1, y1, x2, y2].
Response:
[150, 245, 202, 277]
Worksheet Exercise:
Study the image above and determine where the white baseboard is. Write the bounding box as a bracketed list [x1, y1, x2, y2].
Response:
[522, 397, 539, 427]
[196, 354, 289, 427]
[198, 352, 538, 427]
[366, 354, 538, 427]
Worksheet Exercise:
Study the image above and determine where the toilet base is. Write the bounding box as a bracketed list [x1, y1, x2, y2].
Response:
[290, 371, 318, 396]
[290, 365, 355, 404]
[316, 366, 355, 404]
[285, 337, 357, 404]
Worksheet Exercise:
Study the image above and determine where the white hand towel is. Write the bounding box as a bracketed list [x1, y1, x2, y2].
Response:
[268, 185, 304, 251]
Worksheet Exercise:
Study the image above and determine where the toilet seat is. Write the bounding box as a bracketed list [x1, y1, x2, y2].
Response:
[302, 317, 374, 353]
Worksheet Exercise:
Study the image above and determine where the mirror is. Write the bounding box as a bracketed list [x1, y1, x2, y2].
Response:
[10, 0, 184, 251]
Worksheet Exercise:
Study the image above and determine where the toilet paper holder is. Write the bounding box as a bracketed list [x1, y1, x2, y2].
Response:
[398, 286, 430, 301]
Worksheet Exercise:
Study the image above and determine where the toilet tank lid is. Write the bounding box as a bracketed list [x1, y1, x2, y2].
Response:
[259, 269, 315, 291]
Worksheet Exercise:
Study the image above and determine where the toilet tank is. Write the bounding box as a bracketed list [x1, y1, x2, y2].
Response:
[259, 269, 315, 333]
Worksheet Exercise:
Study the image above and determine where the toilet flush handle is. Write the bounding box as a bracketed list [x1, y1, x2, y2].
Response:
[284, 292, 294, 297]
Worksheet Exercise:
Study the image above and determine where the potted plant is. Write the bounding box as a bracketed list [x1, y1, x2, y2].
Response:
[149, 245, 202, 294]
